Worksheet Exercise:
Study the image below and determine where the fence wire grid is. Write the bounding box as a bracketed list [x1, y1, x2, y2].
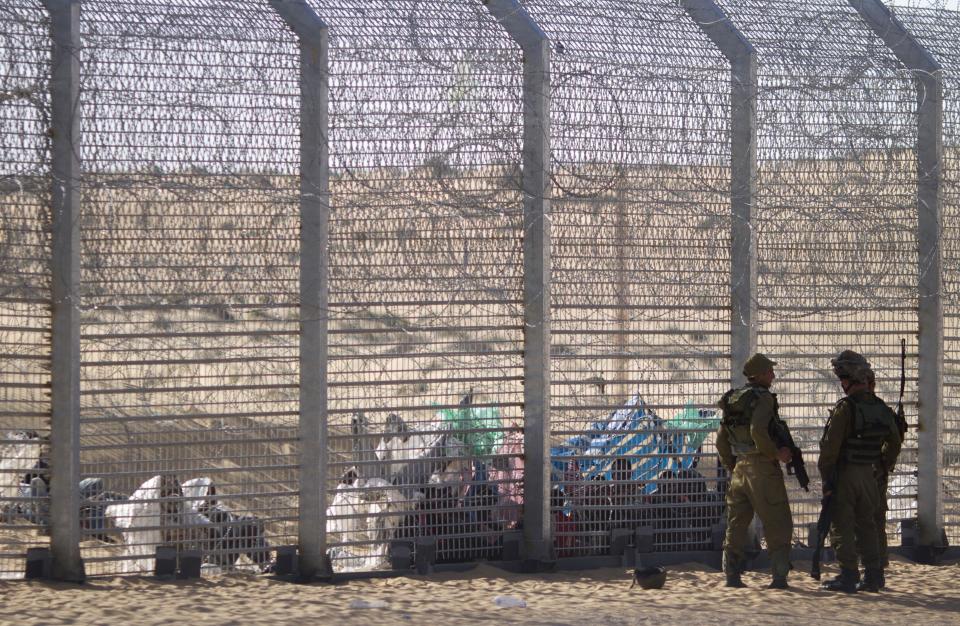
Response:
[0, 0, 957, 579]
[892, 3, 960, 547]
[76, 0, 301, 577]
[1, 0, 51, 580]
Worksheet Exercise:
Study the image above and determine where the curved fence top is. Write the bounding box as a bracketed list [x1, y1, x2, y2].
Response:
[716, 1, 919, 316]
[525, 0, 729, 172]
[719, 0, 915, 159]
[308, 0, 522, 174]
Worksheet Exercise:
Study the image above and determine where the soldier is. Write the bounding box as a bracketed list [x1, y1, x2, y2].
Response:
[819, 351, 901, 593]
[716, 353, 794, 589]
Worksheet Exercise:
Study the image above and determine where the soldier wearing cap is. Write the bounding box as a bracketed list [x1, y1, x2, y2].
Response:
[819, 350, 901, 593]
[716, 353, 794, 589]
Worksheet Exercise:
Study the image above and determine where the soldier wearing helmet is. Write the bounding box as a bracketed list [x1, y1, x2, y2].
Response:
[819, 350, 901, 593]
[716, 353, 794, 589]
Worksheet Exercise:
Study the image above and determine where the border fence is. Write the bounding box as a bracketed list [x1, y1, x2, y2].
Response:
[0, 0, 957, 580]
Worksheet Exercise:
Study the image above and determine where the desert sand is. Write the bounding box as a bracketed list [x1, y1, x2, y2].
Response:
[1, 556, 958, 626]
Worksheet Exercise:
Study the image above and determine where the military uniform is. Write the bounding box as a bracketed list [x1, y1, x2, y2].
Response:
[717, 354, 793, 589]
[819, 389, 901, 592]
[875, 471, 890, 568]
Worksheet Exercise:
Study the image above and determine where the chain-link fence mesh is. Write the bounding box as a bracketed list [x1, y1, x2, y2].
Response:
[75, 0, 300, 576]
[0, 0, 52, 580]
[0, 0, 956, 579]
[311, 0, 526, 572]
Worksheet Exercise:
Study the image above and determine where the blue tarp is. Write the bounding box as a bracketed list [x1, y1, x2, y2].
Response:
[550, 395, 719, 495]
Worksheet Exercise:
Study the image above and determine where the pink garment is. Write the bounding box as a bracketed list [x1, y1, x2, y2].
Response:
[488, 426, 524, 529]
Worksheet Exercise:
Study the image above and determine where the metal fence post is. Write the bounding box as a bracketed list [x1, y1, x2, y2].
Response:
[268, 0, 332, 579]
[849, 0, 945, 556]
[680, 0, 758, 386]
[485, 0, 552, 563]
[42, 0, 84, 582]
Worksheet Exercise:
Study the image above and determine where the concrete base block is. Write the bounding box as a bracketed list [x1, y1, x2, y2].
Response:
[274, 545, 297, 576]
[415, 537, 437, 575]
[635, 526, 654, 554]
[178, 550, 202, 579]
[501, 531, 522, 562]
[609, 527, 632, 556]
[711, 522, 727, 551]
[25, 547, 52, 580]
[902, 520, 949, 564]
[389, 541, 413, 570]
[295, 554, 334, 583]
[154, 545, 177, 579]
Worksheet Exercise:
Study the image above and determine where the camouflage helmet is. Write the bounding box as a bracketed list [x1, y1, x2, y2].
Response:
[742, 353, 777, 378]
[830, 350, 871, 383]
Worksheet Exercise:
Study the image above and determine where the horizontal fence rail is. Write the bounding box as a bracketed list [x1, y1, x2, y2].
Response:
[0, 0, 956, 580]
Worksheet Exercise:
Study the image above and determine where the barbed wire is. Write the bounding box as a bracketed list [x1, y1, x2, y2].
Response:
[1, 0, 959, 573]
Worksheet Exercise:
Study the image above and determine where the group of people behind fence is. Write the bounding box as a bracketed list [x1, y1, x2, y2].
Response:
[0, 443, 274, 574]
[717, 350, 903, 593]
[0, 350, 911, 583]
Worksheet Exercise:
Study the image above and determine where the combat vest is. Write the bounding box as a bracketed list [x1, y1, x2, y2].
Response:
[838, 393, 896, 465]
[719, 384, 777, 456]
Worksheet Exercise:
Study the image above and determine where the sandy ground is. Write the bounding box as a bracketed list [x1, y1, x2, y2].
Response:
[1, 556, 958, 626]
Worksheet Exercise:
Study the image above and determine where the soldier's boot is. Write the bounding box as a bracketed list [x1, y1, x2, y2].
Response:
[767, 551, 791, 590]
[856, 568, 883, 593]
[878, 569, 886, 590]
[767, 575, 788, 590]
[821, 568, 859, 593]
[722, 553, 746, 588]
[725, 572, 746, 588]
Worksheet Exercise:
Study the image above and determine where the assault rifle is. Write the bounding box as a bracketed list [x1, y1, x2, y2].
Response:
[811, 473, 836, 580]
[895, 338, 908, 442]
[769, 418, 810, 492]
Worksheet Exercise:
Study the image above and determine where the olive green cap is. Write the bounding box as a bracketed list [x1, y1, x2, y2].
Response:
[742, 353, 777, 378]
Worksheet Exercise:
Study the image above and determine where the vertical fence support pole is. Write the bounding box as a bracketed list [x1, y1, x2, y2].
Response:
[43, 0, 84, 582]
[485, 0, 552, 563]
[680, 0, 758, 387]
[269, 0, 332, 579]
[849, 0, 945, 558]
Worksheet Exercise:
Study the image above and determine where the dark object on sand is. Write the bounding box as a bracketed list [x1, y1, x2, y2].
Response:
[630, 565, 667, 590]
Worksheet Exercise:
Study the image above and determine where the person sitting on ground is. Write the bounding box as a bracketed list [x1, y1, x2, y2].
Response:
[181, 477, 273, 572]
